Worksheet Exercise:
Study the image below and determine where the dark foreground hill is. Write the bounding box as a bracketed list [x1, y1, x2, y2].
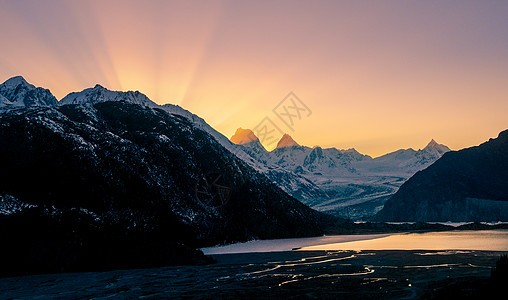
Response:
[374, 129, 508, 222]
[0, 102, 325, 276]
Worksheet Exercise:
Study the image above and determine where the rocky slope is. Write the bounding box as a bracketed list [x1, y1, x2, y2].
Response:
[0, 76, 327, 206]
[0, 77, 328, 276]
[374, 129, 508, 221]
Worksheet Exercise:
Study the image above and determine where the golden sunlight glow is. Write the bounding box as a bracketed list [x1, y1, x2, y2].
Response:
[1, 0, 507, 156]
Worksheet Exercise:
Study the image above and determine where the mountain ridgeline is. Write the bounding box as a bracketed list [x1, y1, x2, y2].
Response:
[0, 76, 327, 276]
[374, 129, 508, 221]
[1, 78, 454, 221]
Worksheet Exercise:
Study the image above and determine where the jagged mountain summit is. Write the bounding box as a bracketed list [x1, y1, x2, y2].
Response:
[60, 84, 158, 107]
[230, 128, 269, 161]
[425, 138, 451, 153]
[230, 128, 259, 145]
[276, 134, 300, 148]
[374, 129, 508, 222]
[0, 76, 58, 109]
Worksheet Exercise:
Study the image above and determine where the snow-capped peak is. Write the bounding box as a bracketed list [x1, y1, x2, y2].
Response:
[230, 128, 259, 145]
[276, 134, 300, 149]
[427, 139, 438, 147]
[1, 76, 32, 88]
[423, 139, 450, 153]
[60, 85, 158, 107]
[0, 76, 57, 109]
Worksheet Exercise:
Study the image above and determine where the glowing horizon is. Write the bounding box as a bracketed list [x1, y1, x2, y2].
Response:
[1, 0, 507, 157]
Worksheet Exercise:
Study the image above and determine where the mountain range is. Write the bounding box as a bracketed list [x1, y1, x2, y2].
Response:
[0, 76, 453, 221]
[230, 128, 451, 219]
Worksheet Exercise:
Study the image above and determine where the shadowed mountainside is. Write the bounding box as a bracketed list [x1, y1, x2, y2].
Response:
[0, 102, 327, 276]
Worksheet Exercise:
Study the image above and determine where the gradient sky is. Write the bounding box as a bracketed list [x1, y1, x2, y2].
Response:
[1, 0, 507, 156]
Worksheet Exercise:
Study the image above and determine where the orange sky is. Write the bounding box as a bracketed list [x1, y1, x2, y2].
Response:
[1, 0, 507, 157]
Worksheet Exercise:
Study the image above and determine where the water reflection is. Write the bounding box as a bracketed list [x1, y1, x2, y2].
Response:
[203, 230, 508, 255]
[301, 230, 508, 251]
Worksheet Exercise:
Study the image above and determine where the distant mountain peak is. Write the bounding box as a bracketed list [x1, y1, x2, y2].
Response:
[427, 139, 438, 147]
[424, 139, 450, 152]
[276, 134, 300, 149]
[93, 84, 105, 90]
[230, 128, 259, 145]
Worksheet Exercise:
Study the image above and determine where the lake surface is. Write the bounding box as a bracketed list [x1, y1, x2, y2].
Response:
[203, 229, 508, 254]
[1, 230, 507, 299]
[202, 233, 392, 255]
[302, 229, 508, 251]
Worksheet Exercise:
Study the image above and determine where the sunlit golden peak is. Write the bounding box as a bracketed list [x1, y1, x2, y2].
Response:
[276, 134, 300, 149]
[230, 128, 259, 145]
